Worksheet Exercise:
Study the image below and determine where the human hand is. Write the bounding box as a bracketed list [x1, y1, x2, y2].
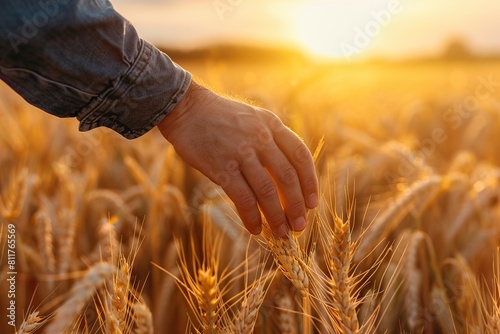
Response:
[157, 81, 318, 237]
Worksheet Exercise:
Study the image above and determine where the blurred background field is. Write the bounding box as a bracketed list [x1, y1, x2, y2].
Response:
[2, 1, 500, 333]
[2, 53, 500, 333]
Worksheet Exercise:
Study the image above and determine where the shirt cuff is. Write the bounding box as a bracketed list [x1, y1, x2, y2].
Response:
[76, 40, 192, 139]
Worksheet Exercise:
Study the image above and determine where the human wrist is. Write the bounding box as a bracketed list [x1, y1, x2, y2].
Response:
[157, 80, 207, 141]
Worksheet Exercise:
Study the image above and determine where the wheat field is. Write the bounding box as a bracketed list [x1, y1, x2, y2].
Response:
[1, 57, 500, 334]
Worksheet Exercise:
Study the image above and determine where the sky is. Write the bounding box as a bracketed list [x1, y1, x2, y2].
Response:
[111, 0, 500, 60]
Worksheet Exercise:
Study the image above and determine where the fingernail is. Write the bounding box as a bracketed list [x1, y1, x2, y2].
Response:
[275, 224, 288, 238]
[293, 216, 306, 231]
[308, 193, 319, 207]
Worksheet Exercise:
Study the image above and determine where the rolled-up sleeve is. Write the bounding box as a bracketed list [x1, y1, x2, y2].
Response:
[0, 0, 191, 139]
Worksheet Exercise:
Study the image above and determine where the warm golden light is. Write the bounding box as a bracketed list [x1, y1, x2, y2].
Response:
[293, 2, 365, 59]
[111, 0, 500, 60]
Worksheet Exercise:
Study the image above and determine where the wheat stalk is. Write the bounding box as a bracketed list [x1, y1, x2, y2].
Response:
[84, 217, 119, 265]
[124, 155, 155, 196]
[154, 266, 179, 331]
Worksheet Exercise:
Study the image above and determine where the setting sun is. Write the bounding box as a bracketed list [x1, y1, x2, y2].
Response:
[110, 0, 500, 61]
[293, 2, 359, 59]
[292, 1, 409, 60]
[291, 0, 500, 60]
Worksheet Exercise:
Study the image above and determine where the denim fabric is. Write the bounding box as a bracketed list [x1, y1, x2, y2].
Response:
[0, 0, 191, 139]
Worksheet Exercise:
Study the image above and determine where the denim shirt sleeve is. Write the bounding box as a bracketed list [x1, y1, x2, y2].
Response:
[0, 0, 192, 139]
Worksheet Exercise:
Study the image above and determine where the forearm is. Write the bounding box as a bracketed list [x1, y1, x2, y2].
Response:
[0, 0, 191, 139]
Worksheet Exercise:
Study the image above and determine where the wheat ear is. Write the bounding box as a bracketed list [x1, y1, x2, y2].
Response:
[168, 238, 225, 333]
[233, 281, 266, 334]
[403, 231, 424, 332]
[260, 222, 313, 334]
[34, 210, 55, 278]
[16, 311, 42, 334]
[430, 286, 455, 333]
[133, 302, 153, 334]
[45, 262, 115, 333]
[355, 176, 441, 262]
[84, 217, 119, 265]
[57, 208, 77, 275]
[275, 292, 297, 334]
[108, 256, 131, 334]
[0, 168, 29, 221]
[446, 256, 482, 330]
[261, 224, 310, 296]
[327, 216, 359, 333]
[196, 267, 221, 334]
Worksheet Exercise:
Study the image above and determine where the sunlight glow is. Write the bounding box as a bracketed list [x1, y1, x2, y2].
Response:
[110, 0, 500, 60]
[293, 2, 362, 59]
